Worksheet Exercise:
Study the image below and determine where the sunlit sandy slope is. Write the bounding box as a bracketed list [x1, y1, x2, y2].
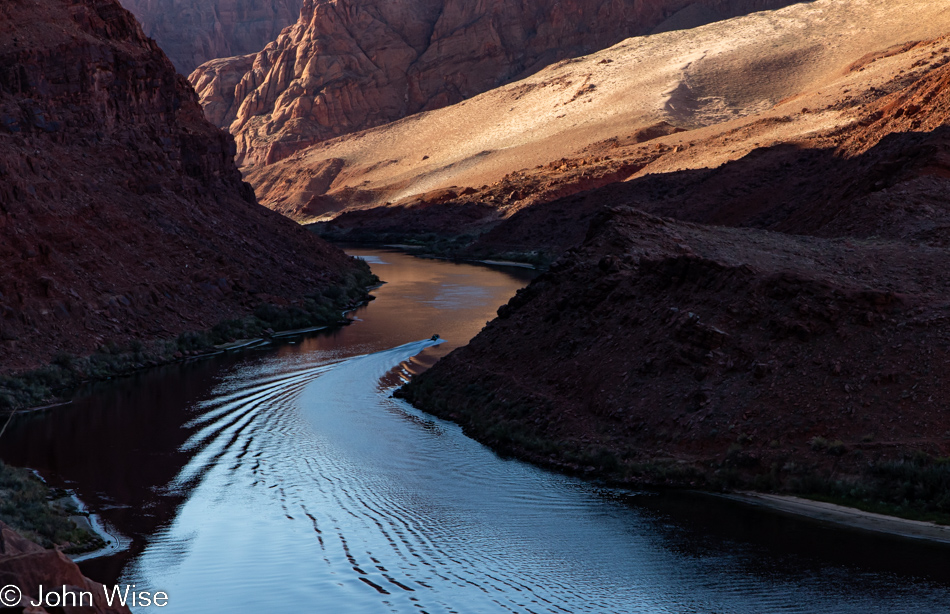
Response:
[245, 0, 950, 221]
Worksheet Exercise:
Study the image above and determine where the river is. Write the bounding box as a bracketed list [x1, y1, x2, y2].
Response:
[2, 248, 950, 613]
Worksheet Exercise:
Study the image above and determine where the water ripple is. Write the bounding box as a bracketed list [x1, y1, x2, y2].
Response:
[124, 339, 950, 613]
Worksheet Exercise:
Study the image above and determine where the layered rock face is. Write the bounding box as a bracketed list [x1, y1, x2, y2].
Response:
[119, 0, 302, 74]
[0, 0, 359, 373]
[190, 0, 808, 167]
[0, 522, 131, 613]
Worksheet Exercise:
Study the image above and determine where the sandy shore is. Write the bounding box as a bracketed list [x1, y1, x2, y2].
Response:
[712, 491, 950, 545]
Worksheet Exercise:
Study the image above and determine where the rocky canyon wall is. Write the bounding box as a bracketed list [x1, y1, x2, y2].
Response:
[120, 0, 303, 73]
[190, 0, 811, 167]
[0, 0, 359, 374]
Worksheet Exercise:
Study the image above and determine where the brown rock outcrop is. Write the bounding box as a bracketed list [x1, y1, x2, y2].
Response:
[119, 0, 302, 74]
[0, 0, 361, 374]
[191, 0, 808, 167]
[392, 33, 950, 511]
[0, 522, 131, 613]
[398, 206, 950, 486]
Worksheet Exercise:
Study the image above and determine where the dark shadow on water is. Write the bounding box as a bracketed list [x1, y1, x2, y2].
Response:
[0, 249, 536, 584]
[2, 249, 949, 609]
[628, 489, 950, 584]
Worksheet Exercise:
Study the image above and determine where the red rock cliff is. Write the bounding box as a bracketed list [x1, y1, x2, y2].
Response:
[119, 0, 303, 74]
[0, 0, 360, 374]
[0, 522, 131, 613]
[190, 0, 808, 167]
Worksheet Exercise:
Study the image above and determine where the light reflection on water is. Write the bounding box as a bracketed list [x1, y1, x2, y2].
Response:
[2, 249, 950, 612]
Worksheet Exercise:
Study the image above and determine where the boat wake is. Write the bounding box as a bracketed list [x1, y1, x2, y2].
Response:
[123, 340, 950, 613]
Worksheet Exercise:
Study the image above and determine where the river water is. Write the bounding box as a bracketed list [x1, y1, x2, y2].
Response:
[2, 248, 950, 613]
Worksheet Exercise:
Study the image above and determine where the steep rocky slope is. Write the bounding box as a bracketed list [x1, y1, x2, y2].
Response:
[244, 0, 950, 223]
[398, 207, 950, 493]
[119, 0, 302, 74]
[319, 31, 950, 261]
[447, 59, 950, 261]
[394, 30, 950, 510]
[469, 36, 950, 257]
[190, 0, 808, 168]
[0, 0, 363, 376]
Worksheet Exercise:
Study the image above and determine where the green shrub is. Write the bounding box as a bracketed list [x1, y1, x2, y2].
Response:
[0, 461, 104, 552]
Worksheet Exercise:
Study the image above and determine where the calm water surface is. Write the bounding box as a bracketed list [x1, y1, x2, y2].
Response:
[3, 249, 950, 613]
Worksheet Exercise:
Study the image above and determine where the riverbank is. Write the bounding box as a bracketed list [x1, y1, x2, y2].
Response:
[712, 491, 950, 545]
[0, 519, 133, 613]
[0, 267, 378, 413]
[395, 208, 950, 543]
[0, 462, 104, 554]
[379, 245, 541, 271]
[310, 225, 555, 269]
[395, 381, 950, 546]
[0, 283, 379, 562]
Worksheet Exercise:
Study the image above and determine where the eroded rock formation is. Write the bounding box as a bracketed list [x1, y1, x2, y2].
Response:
[119, 0, 302, 73]
[235, 0, 950, 224]
[190, 0, 808, 167]
[0, 0, 360, 374]
[317, 35, 950, 262]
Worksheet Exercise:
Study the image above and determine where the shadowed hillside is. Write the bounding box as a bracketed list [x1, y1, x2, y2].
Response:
[0, 0, 365, 380]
